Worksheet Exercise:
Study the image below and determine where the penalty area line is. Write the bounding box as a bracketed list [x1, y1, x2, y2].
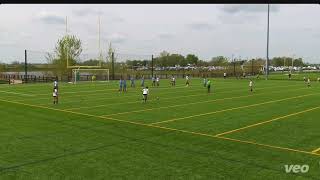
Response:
[1, 98, 319, 158]
[214, 106, 320, 137]
[150, 93, 320, 125]
[311, 147, 320, 154]
[0, 90, 35, 97]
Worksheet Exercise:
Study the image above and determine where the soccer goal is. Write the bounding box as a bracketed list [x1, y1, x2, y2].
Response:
[72, 68, 109, 84]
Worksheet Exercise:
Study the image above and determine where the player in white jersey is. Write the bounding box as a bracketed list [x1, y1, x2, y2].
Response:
[152, 77, 156, 87]
[54, 79, 58, 90]
[142, 86, 149, 103]
[156, 77, 160, 87]
[53, 87, 58, 104]
[249, 80, 253, 92]
[203, 78, 207, 87]
[223, 72, 227, 79]
[171, 76, 176, 86]
[307, 78, 311, 87]
[317, 77, 320, 82]
[185, 75, 190, 87]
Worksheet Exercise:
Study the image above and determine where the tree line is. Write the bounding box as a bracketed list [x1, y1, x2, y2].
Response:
[126, 51, 307, 68]
[0, 34, 311, 76]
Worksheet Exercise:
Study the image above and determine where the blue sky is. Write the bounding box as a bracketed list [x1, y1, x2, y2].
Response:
[0, 4, 319, 63]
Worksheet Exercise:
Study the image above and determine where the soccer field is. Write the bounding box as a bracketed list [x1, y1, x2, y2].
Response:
[0, 78, 320, 179]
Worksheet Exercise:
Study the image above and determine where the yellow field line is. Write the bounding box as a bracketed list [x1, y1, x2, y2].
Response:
[64, 86, 242, 110]
[149, 93, 319, 125]
[214, 106, 320, 137]
[311, 147, 320, 153]
[0, 90, 35, 97]
[35, 84, 188, 96]
[0, 98, 147, 127]
[66, 84, 303, 111]
[102, 87, 309, 117]
[37, 85, 203, 104]
[0, 98, 319, 157]
[102, 94, 254, 117]
[216, 136, 319, 156]
[35, 84, 213, 105]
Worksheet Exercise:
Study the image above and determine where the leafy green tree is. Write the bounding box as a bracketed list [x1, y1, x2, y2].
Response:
[210, 56, 229, 66]
[107, 42, 115, 63]
[81, 59, 101, 66]
[185, 54, 199, 65]
[0, 63, 5, 73]
[197, 60, 209, 66]
[48, 35, 82, 78]
[293, 58, 304, 67]
[271, 57, 284, 67]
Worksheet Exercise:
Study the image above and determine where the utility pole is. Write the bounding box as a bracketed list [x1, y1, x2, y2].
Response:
[232, 54, 235, 77]
[151, 55, 154, 78]
[24, 50, 27, 83]
[98, 16, 102, 67]
[266, 3, 270, 80]
[66, 16, 69, 68]
[252, 58, 254, 75]
[291, 54, 295, 73]
[112, 52, 115, 80]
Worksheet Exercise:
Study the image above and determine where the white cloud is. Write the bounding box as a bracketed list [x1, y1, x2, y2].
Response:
[220, 4, 280, 14]
[108, 33, 127, 44]
[0, 4, 319, 64]
[186, 21, 213, 31]
[157, 32, 175, 39]
[73, 8, 104, 17]
[35, 10, 65, 24]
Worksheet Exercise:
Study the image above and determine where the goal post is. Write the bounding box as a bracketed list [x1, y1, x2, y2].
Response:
[72, 68, 109, 84]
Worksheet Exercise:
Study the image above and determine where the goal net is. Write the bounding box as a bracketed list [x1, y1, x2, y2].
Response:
[72, 68, 109, 84]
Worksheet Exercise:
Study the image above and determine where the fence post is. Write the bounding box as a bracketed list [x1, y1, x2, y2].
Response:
[151, 55, 154, 78]
[112, 52, 115, 80]
[233, 60, 236, 77]
[252, 59, 254, 75]
[25, 50, 28, 83]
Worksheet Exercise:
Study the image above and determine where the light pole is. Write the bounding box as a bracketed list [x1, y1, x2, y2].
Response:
[266, 3, 270, 80]
[232, 54, 235, 77]
[292, 54, 295, 73]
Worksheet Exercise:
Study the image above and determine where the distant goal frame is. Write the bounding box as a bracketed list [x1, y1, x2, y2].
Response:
[71, 67, 110, 84]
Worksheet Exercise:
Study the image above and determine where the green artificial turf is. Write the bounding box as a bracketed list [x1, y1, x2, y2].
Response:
[0, 77, 320, 179]
[268, 72, 320, 81]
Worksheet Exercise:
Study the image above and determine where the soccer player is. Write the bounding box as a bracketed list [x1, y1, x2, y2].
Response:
[185, 75, 190, 87]
[207, 79, 211, 93]
[123, 79, 127, 92]
[171, 76, 176, 86]
[53, 87, 58, 104]
[152, 76, 156, 87]
[119, 78, 123, 92]
[141, 76, 145, 87]
[91, 75, 96, 83]
[288, 73, 292, 80]
[303, 76, 306, 82]
[223, 72, 227, 79]
[130, 76, 135, 88]
[9, 78, 15, 85]
[307, 78, 311, 87]
[249, 79, 253, 92]
[142, 86, 149, 103]
[317, 77, 320, 82]
[54, 79, 58, 90]
[203, 78, 207, 87]
[156, 77, 160, 87]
